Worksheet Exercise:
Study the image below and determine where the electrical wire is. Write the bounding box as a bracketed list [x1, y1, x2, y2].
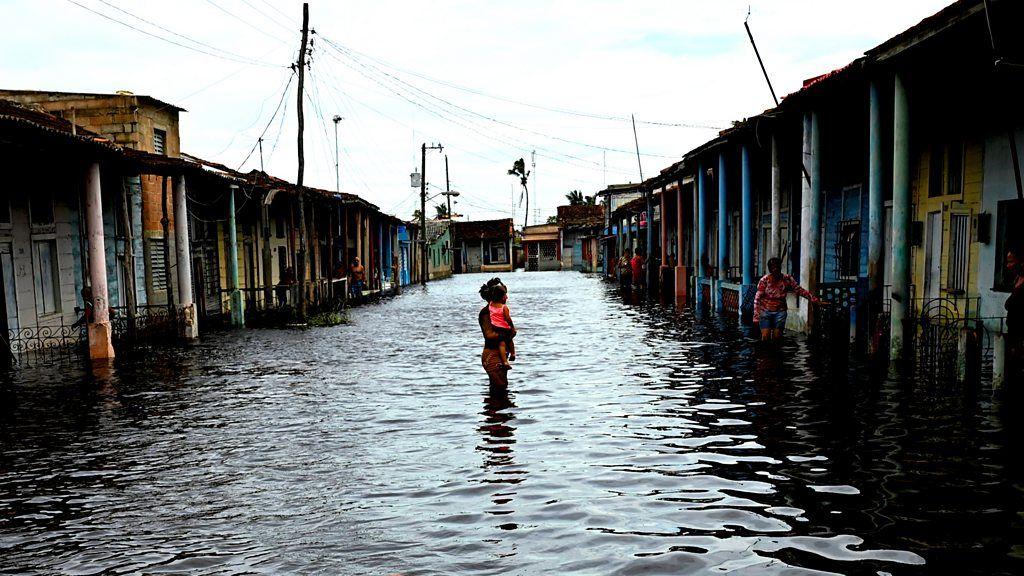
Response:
[65, 0, 282, 67]
[237, 71, 295, 170]
[204, 0, 292, 45]
[322, 36, 725, 130]
[322, 38, 680, 161]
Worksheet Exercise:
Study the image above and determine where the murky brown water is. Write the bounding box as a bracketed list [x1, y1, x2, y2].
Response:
[1, 272, 1023, 575]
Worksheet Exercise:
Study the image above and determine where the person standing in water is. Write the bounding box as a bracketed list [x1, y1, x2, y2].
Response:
[487, 283, 516, 369]
[479, 278, 515, 388]
[753, 257, 822, 341]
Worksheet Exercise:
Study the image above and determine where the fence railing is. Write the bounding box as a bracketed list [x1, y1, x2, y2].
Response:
[4, 317, 87, 367]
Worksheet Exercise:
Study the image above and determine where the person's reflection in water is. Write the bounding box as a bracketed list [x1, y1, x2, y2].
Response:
[476, 384, 526, 533]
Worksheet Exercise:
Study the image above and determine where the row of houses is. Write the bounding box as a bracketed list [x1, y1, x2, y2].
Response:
[0, 89, 427, 365]
[596, 0, 1023, 385]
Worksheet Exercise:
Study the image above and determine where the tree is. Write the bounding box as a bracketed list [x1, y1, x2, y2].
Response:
[546, 215, 558, 224]
[412, 209, 423, 222]
[585, 194, 596, 205]
[566, 190, 584, 205]
[434, 203, 450, 219]
[508, 158, 530, 230]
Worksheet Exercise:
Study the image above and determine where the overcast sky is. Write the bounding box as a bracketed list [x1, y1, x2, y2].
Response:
[4, 0, 952, 223]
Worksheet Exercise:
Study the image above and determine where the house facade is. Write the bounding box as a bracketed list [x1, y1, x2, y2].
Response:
[451, 218, 513, 274]
[522, 223, 560, 271]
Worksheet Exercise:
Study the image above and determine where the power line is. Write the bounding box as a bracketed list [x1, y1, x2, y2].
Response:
[323, 36, 725, 130]
[237, 71, 296, 170]
[237, 0, 296, 34]
[323, 38, 680, 160]
[204, 0, 292, 44]
[65, 0, 282, 67]
[317, 41, 637, 176]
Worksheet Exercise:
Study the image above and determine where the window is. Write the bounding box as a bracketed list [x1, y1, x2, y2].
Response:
[275, 214, 285, 239]
[153, 128, 167, 156]
[488, 241, 508, 264]
[836, 220, 861, 280]
[149, 237, 167, 291]
[30, 192, 54, 226]
[928, 140, 965, 198]
[947, 213, 970, 294]
[0, 186, 10, 227]
[994, 199, 1024, 291]
[34, 239, 60, 314]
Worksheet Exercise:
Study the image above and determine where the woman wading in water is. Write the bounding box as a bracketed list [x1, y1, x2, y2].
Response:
[479, 278, 516, 387]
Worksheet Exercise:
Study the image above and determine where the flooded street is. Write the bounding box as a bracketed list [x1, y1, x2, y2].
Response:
[2, 271, 1023, 575]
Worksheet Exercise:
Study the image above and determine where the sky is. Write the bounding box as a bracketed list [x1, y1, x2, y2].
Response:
[3, 0, 954, 224]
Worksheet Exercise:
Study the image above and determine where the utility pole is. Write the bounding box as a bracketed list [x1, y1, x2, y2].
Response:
[445, 154, 452, 219]
[632, 114, 654, 297]
[295, 2, 309, 318]
[258, 137, 264, 172]
[333, 115, 343, 193]
[420, 142, 443, 285]
[531, 150, 536, 227]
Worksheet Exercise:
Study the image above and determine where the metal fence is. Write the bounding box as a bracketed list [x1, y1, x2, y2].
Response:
[4, 318, 87, 367]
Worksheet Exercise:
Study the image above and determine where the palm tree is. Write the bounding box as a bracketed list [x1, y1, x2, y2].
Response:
[412, 209, 423, 222]
[566, 190, 585, 205]
[434, 203, 450, 219]
[508, 158, 530, 229]
[585, 194, 597, 205]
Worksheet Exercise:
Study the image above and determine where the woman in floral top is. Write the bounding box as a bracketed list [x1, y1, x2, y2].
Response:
[753, 257, 821, 341]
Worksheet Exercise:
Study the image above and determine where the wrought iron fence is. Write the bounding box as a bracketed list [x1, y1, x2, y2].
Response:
[909, 296, 988, 384]
[721, 287, 740, 316]
[4, 317, 87, 367]
[815, 282, 857, 347]
[111, 305, 185, 347]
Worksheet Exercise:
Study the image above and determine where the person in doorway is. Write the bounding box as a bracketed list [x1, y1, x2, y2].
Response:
[479, 278, 515, 388]
[349, 257, 366, 297]
[487, 282, 516, 369]
[618, 249, 632, 291]
[631, 249, 646, 291]
[275, 267, 296, 308]
[1004, 246, 1024, 381]
[753, 257, 822, 341]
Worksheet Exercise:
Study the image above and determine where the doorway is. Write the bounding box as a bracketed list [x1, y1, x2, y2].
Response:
[924, 211, 943, 299]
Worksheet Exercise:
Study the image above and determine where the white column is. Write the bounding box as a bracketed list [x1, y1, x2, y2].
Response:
[174, 175, 198, 339]
[85, 162, 114, 360]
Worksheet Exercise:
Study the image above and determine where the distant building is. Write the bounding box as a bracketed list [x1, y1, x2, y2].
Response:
[522, 223, 560, 271]
[450, 218, 514, 274]
[424, 219, 453, 280]
[556, 205, 604, 271]
[0, 89, 184, 306]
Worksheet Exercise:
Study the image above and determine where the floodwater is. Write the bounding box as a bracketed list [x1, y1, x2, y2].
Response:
[1, 272, 1023, 575]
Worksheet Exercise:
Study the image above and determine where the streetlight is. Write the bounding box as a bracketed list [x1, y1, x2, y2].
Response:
[332, 115, 343, 193]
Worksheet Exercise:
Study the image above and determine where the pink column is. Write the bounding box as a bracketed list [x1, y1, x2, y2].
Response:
[675, 183, 688, 302]
[85, 162, 114, 359]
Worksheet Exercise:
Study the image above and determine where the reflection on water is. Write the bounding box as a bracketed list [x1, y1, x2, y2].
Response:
[1, 272, 1023, 575]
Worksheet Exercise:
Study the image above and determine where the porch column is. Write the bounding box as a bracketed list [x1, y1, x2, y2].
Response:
[355, 208, 363, 267]
[741, 143, 755, 321]
[717, 151, 728, 312]
[174, 175, 198, 340]
[867, 80, 885, 353]
[227, 185, 245, 327]
[697, 161, 708, 308]
[770, 133, 782, 258]
[675, 181, 687, 301]
[261, 193, 273, 307]
[660, 190, 668, 289]
[798, 110, 822, 333]
[890, 71, 912, 362]
[85, 162, 114, 360]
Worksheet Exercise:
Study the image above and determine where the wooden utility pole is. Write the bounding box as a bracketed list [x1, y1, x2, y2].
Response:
[420, 143, 427, 286]
[445, 154, 451, 218]
[295, 2, 310, 318]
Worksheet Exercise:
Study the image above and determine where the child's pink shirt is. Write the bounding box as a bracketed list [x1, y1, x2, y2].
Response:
[489, 303, 511, 329]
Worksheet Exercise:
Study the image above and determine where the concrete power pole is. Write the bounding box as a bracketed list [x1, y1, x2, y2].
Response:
[420, 143, 443, 285]
[295, 2, 310, 318]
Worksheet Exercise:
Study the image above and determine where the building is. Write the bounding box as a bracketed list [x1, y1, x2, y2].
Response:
[424, 219, 453, 280]
[450, 218, 514, 274]
[556, 204, 604, 271]
[595, 183, 643, 277]
[522, 223, 560, 271]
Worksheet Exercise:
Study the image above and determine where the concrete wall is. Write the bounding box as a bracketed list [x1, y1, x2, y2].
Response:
[978, 126, 1024, 331]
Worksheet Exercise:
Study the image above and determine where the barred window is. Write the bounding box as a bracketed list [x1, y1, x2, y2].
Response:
[836, 220, 861, 280]
[947, 213, 970, 294]
[149, 237, 167, 292]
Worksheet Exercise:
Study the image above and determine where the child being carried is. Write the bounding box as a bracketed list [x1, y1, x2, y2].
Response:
[487, 283, 516, 369]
